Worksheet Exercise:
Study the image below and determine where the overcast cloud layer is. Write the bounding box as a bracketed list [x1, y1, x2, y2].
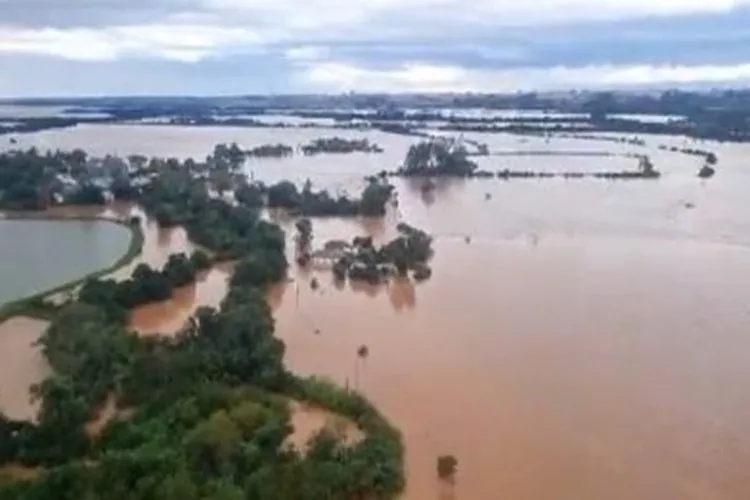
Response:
[1, 0, 749, 95]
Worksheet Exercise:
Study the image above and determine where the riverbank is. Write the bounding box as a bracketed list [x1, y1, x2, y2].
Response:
[0, 213, 144, 323]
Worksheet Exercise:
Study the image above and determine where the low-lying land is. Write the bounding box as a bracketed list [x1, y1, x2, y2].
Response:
[6, 90, 750, 143]
[0, 143, 408, 499]
[389, 137, 669, 180]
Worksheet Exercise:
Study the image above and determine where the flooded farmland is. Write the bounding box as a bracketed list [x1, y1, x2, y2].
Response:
[2, 123, 750, 499]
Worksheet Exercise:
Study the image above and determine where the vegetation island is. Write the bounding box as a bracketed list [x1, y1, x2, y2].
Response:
[0, 142, 413, 498]
[299, 138, 384, 155]
[390, 137, 664, 180]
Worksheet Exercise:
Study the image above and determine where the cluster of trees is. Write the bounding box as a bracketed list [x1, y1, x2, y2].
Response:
[0, 148, 57, 210]
[264, 178, 394, 217]
[397, 139, 478, 177]
[0, 148, 145, 210]
[698, 164, 716, 179]
[636, 156, 660, 178]
[495, 169, 662, 180]
[492, 155, 660, 181]
[133, 146, 395, 222]
[208, 143, 245, 170]
[245, 144, 294, 158]
[77, 250, 211, 322]
[657, 144, 717, 163]
[332, 223, 434, 284]
[300, 137, 384, 155]
[294, 218, 314, 266]
[655, 144, 718, 178]
[0, 148, 96, 210]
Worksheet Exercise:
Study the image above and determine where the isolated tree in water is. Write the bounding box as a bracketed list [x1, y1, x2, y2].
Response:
[354, 345, 369, 391]
[437, 455, 458, 480]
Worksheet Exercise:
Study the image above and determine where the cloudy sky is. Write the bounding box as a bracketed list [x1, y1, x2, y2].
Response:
[1, 0, 749, 96]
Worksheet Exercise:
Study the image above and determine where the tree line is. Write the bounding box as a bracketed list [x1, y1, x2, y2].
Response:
[0, 144, 396, 217]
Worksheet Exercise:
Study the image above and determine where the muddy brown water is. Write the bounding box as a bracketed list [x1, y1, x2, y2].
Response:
[2, 125, 750, 499]
[0, 317, 50, 422]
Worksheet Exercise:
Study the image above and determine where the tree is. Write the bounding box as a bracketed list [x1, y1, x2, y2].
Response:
[156, 468, 200, 500]
[360, 181, 394, 216]
[68, 184, 107, 205]
[437, 455, 458, 480]
[267, 181, 301, 208]
[70, 148, 87, 167]
[125, 263, 172, 304]
[698, 164, 716, 179]
[127, 154, 148, 170]
[402, 139, 477, 176]
[189, 249, 212, 271]
[235, 181, 264, 208]
[163, 253, 197, 288]
[231, 251, 287, 288]
[111, 176, 137, 201]
[186, 410, 241, 474]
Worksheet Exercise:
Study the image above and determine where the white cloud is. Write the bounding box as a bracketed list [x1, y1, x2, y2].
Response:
[205, 0, 749, 28]
[0, 24, 261, 62]
[284, 46, 330, 62]
[0, 28, 120, 61]
[303, 61, 750, 92]
[1, 0, 750, 62]
[2, 0, 750, 95]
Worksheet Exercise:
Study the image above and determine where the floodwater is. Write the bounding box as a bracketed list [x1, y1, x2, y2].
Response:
[49, 203, 222, 336]
[0, 217, 132, 305]
[129, 263, 233, 336]
[0, 317, 50, 421]
[6, 124, 750, 499]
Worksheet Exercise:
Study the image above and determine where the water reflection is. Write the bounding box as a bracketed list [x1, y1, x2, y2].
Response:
[403, 177, 468, 207]
[387, 278, 417, 312]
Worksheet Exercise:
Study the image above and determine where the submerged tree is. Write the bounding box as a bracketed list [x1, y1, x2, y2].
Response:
[698, 164, 716, 179]
[400, 138, 477, 177]
[295, 217, 314, 266]
[437, 455, 458, 480]
[354, 345, 370, 391]
[357, 345, 369, 360]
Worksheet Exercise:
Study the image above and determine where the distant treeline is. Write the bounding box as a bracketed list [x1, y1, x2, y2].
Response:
[3, 103, 749, 143]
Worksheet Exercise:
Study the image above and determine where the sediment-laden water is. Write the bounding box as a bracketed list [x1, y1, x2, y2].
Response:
[2, 123, 749, 499]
